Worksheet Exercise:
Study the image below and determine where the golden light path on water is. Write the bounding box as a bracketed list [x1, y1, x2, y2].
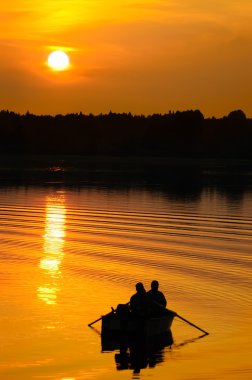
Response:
[38, 194, 66, 305]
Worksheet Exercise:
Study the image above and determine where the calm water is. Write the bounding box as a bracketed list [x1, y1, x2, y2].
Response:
[0, 179, 252, 379]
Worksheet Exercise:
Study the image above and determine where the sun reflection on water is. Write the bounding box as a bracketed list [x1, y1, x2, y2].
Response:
[37, 193, 66, 305]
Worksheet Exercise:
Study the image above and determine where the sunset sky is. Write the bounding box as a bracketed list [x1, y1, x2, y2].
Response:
[1, 1, 252, 117]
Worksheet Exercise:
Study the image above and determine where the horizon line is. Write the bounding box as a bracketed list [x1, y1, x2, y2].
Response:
[0, 108, 248, 120]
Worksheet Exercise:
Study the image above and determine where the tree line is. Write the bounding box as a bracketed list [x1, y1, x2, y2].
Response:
[0, 109, 251, 158]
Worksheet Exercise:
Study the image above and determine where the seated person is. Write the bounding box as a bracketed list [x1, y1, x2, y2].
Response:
[147, 280, 167, 316]
[130, 282, 148, 317]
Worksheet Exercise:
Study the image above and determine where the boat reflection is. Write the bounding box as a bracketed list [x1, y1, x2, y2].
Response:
[37, 193, 66, 305]
[100, 328, 208, 377]
[102, 331, 173, 376]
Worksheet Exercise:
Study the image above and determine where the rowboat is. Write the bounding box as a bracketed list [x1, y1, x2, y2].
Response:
[102, 312, 174, 337]
[89, 303, 208, 354]
[101, 305, 175, 349]
[101, 307, 175, 351]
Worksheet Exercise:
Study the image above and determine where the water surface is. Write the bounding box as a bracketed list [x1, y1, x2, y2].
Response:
[0, 180, 251, 379]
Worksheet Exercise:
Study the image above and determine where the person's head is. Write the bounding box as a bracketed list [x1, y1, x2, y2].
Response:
[135, 282, 145, 293]
[151, 280, 159, 291]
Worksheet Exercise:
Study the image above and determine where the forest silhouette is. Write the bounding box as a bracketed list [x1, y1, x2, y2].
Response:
[0, 109, 251, 158]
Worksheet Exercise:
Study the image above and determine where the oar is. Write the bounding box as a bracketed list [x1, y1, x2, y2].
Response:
[88, 307, 115, 327]
[174, 312, 209, 335]
[152, 301, 209, 335]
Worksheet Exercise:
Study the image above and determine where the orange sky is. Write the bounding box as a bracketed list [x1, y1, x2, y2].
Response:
[1, 1, 252, 117]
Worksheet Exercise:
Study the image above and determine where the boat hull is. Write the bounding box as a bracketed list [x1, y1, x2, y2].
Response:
[103, 314, 173, 333]
[102, 313, 174, 340]
[101, 312, 174, 351]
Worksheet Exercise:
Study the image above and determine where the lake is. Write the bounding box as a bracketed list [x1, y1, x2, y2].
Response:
[0, 160, 252, 379]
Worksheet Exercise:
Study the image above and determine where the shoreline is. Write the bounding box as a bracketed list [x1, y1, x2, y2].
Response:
[0, 154, 252, 171]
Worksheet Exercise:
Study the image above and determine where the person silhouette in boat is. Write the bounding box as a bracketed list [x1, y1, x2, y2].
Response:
[130, 282, 148, 317]
[147, 280, 167, 316]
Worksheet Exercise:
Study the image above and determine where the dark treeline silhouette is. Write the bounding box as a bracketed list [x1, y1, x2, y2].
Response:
[0, 109, 251, 157]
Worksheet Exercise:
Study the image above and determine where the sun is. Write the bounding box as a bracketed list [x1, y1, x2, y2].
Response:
[47, 50, 70, 71]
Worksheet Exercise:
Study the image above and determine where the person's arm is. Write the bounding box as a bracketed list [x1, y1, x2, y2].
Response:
[130, 295, 136, 311]
[161, 292, 167, 307]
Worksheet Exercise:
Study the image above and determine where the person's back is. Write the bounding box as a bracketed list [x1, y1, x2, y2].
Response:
[130, 282, 148, 317]
[147, 280, 167, 316]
